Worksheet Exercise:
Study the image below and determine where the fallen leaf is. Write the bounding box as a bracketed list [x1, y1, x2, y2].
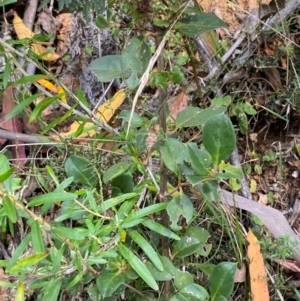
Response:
[247, 229, 270, 301]
[258, 193, 268, 205]
[13, 11, 61, 62]
[265, 67, 282, 90]
[51, 89, 125, 139]
[36, 79, 66, 103]
[234, 263, 246, 283]
[0, 268, 8, 300]
[168, 91, 188, 121]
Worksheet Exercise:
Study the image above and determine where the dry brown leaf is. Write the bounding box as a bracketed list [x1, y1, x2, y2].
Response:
[13, 11, 61, 62]
[258, 193, 268, 205]
[247, 229, 270, 301]
[168, 91, 188, 121]
[265, 67, 282, 90]
[0, 268, 8, 300]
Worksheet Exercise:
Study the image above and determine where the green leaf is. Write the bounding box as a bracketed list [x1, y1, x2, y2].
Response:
[118, 110, 143, 128]
[98, 193, 137, 213]
[142, 218, 180, 240]
[0, 0, 17, 7]
[28, 192, 77, 206]
[146, 256, 176, 281]
[235, 108, 248, 134]
[0, 166, 13, 182]
[52, 226, 88, 240]
[243, 102, 256, 115]
[0, 154, 13, 192]
[209, 262, 237, 300]
[159, 138, 187, 176]
[2, 195, 17, 223]
[187, 143, 212, 176]
[174, 270, 194, 290]
[7, 234, 31, 270]
[3, 61, 11, 89]
[121, 37, 151, 90]
[202, 114, 236, 165]
[65, 271, 84, 290]
[169, 283, 209, 301]
[42, 278, 62, 301]
[31, 220, 45, 253]
[90, 55, 131, 82]
[200, 182, 219, 202]
[5, 94, 42, 121]
[153, 18, 170, 27]
[173, 235, 201, 258]
[176, 106, 226, 128]
[112, 174, 134, 193]
[186, 227, 211, 257]
[122, 203, 168, 228]
[217, 162, 243, 179]
[13, 74, 49, 85]
[15, 283, 25, 301]
[103, 162, 133, 184]
[212, 96, 231, 106]
[175, 12, 227, 37]
[8, 252, 49, 274]
[189, 263, 216, 276]
[96, 15, 109, 29]
[117, 243, 158, 290]
[167, 194, 194, 231]
[64, 155, 97, 187]
[96, 272, 125, 297]
[129, 230, 163, 271]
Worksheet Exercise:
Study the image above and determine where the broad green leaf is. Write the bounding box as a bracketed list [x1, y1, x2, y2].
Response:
[0, 0, 17, 7]
[173, 236, 201, 258]
[96, 272, 125, 297]
[98, 193, 137, 213]
[90, 55, 131, 82]
[159, 138, 188, 176]
[0, 166, 13, 182]
[174, 270, 194, 290]
[121, 37, 151, 90]
[117, 243, 158, 290]
[217, 162, 243, 180]
[212, 96, 231, 106]
[31, 220, 45, 253]
[235, 108, 248, 134]
[103, 162, 133, 184]
[64, 155, 97, 187]
[28, 192, 77, 206]
[118, 110, 143, 128]
[189, 263, 215, 276]
[142, 218, 180, 240]
[129, 230, 163, 271]
[112, 174, 134, 194]
[7, 234, 31, 270]
[209, 262, 237, 300]
[175, 12, 227, 37]
[153, 18, 170, 27]
[200, 182, 219, 202]
[15, 283, 25, 301]
[243, 102, 256, 115]
[176, 106, 226, 128]
[8, 252, 49, 274]
[2, 195, 17, 223]
[202, 114, 236, 165]
[146, 256, 176, 281]
[167, 194, 194, 231]
[187, 143, 212, 176]
[186, 227, 211, 257]
[122, 203, 168, 228]
[0, 154, 13, 192]
[169, 283, 209, 301]
[96, 15, 109, 29]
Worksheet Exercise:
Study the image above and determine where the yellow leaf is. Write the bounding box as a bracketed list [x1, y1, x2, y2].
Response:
[247, 229, 270, 301]
[250, 179, 257, 193]
[51, 89, 126, 139]
[37, 79, 66, 103]
[13, 11, 60, 62]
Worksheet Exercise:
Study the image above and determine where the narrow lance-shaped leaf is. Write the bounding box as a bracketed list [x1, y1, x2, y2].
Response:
[117, 243, 159, 290]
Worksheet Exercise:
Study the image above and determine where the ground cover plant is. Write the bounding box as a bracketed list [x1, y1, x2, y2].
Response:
[0, 0, 300, 300]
